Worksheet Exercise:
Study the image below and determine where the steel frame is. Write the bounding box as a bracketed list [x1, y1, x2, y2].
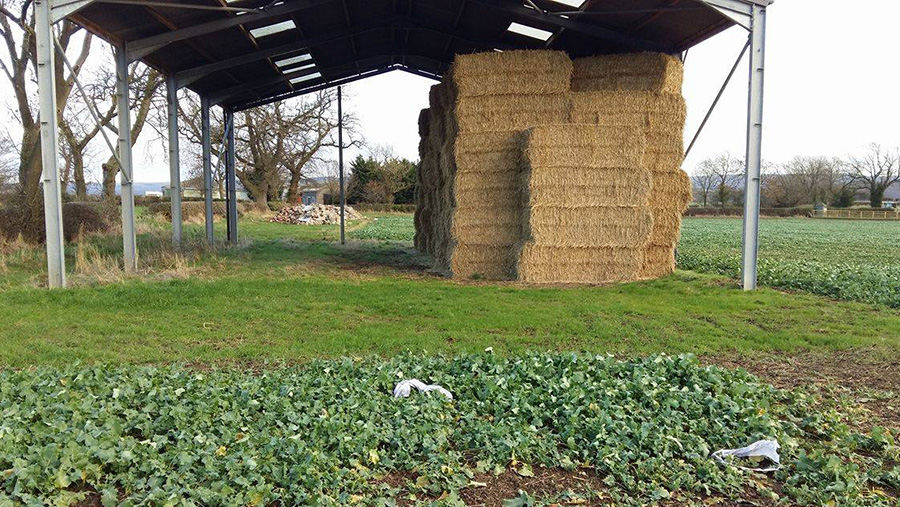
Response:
[167, 74, 182, 246]
[34, 0, 770, 289]
[696, 0, 769, 290]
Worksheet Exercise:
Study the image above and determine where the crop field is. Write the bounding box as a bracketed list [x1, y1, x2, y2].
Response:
[350, 213, 417, 242]
[2, 355, 898, 506]
[677, 218, 900, 307]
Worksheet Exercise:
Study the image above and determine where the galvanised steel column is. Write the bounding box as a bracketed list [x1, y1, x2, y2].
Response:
[740, 3, 767, 290]
[116, 44, 138, 272]
[35, 0, 66, 288]
[201, 95, 214, 245]
[166, 74, 182, 246]
[224, 109, 238, 244]
[338, 86, 345, 245]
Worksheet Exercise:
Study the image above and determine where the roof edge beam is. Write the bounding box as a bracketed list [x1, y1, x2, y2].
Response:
[696, 0, 754, 30]
[50, 0, 97, 23]
[126, 0, 334, 58]
[210, 53, 448, 106]
[467, 0, 674, 53]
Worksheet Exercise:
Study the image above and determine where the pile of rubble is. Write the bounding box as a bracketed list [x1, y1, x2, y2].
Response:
[270, 204, 364, 225]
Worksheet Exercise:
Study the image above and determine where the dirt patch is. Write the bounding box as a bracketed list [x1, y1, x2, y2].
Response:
[706, 350, 900, 429]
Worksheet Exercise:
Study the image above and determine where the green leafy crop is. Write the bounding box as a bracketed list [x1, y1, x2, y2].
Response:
[0, 354, 895, 506]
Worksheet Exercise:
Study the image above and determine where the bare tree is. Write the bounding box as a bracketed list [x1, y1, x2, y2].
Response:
[696, 153, 742, 208]
[780, 156, 841, 206]
[847, 143, 900, 208]
[235, 95, 358, 209]
[175, 92, 227, 197]
[60, 63, 117, 198]
[100, 64, 163, 200]
[691, 168, 716, 207]
[1, 0, 92, 234]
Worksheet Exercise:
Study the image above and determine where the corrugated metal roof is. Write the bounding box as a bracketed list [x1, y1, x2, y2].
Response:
[68, 0, 747, 110]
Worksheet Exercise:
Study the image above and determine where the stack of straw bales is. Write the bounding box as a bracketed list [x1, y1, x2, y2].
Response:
[568, 53, 692, 279]
[516, 125, 653, 283]
[415, 50, 691, 283]
[419, 51, 573, 279]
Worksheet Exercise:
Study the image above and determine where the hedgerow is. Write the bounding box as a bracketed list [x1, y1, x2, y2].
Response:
[0, 354, 896, 506]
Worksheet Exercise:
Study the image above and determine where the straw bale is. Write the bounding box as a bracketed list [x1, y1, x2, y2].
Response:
[451, 244, 516, 280]
[646, 208, 683, 247]
[571, 53, 684, 94]
[639, 245, 677, 280]
[522, 125, 646, 169]
[648, 170, 692, 210]
[524, 206, 653, 248]
[418, 108, 431, 138]
[451, 94, 571, 134]
[522, 168, 652, 207]
[516, 244, 644, 284]
[454, 131, 521, 173]
[452, 50, 573, 97]
[569, 91, 687, 129]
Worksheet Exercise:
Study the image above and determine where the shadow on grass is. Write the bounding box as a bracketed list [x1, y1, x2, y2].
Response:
[228, 238, 439, 277]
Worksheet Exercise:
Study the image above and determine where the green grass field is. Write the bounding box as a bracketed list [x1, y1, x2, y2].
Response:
[2, 211, 899, 506]
[1, 212, 899, 366]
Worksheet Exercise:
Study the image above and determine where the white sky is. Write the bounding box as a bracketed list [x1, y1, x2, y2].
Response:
[5, 0, 899, 183]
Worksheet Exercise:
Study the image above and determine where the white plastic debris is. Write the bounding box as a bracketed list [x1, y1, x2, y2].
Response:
[712, 439, 781, 472]
[393, 379, 453, 400]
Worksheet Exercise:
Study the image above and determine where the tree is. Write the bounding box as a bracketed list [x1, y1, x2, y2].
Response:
[100, 64, 163, 200]
[1, 0, 93, 236]
[346, 155, 379, 204]
[174, 92, 227, 197]
[696, 153, 742, 208]
[847, 144, 900, 208]
[59, 64, 117, 199]
[279, 90, 360, 203]
[691, 168, 716, 207]
[780, 156, 841, 206]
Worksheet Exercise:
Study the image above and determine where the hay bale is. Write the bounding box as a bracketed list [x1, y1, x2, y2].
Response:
[524, 206, 654, 248]
[451, 94, 571, 134]
[522, 124, 646, 169]
[571, 53, 684, 94]
[516, 244, 644, 284]
[454, 131, 521, 173]
[451, 244, 516, 280]
[522, 168, 652, 207]
[569, 91, 687, 130]
[452, 50, 573, 97]
[648, 170, 693, 210]
[639, 245, 676, 279]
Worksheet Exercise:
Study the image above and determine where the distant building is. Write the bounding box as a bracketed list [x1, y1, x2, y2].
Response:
[300, 187, 334, 205]
[145, 190, 163, 197]
[163, 179, 250, 201]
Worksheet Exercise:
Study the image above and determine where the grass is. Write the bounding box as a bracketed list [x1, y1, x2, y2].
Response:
[1, 216, 900, 366]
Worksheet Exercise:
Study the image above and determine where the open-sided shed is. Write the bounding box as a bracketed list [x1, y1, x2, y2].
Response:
[34, 0, 770, 290]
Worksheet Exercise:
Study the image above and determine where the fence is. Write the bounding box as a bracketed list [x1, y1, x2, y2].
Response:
[815, 209, 900, 220]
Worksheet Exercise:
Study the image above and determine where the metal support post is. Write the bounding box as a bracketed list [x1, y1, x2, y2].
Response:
[116, 44, 137, 271]
[35, 0, 66, 288]
[201, 95, 214, 245]
[166, 74, 182, 246]
[224, 109, 238, 244]
[338, 86, 346, 245]
[741, 4, 767, 290]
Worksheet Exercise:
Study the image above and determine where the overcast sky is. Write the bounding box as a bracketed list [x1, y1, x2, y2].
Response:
[4, 0, 899, 184]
